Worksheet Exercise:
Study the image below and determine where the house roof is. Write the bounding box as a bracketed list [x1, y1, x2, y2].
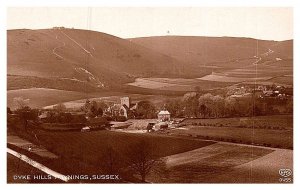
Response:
[158, 110, 170, 115]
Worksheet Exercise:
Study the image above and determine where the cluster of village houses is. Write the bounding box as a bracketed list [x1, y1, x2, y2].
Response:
[229, 84, 293, 99]
[108, 97, 170, 121]
[34, 83, 294, 132]
[36, 96, 171, 131]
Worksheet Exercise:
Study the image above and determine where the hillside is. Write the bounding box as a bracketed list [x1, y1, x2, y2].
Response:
[8, 29, 293, 100]
[7, 28, 190, 91]
[129, 36, 293, 68]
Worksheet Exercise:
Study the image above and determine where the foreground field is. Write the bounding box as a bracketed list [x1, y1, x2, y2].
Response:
[148, 142, 292, 183]
[31, 130, 214, 178]
[7, 154, 62, 183]
[205, 147, 293, 183]
[8, 127, 293, 183]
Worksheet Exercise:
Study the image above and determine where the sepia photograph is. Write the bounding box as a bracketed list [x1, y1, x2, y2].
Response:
[6, 7, 293, 184]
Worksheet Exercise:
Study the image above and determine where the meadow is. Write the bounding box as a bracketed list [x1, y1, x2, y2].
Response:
[7, 88, 127, 109]
[147, 143, 275, 183]
[127, 78, 233, 92]
[181, 115, 293, 129]
[25, 130, 214, 178]
[170, 125, 292, 149]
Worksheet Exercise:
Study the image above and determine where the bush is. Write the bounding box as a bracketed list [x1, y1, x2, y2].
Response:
[102, 116, 113, 121]
[115, 116, 127, 122]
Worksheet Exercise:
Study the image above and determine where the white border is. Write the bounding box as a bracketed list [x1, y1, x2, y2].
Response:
[0, 1, 299, 190]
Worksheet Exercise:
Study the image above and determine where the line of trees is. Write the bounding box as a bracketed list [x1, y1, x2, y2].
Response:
[165, 92, 293, 118]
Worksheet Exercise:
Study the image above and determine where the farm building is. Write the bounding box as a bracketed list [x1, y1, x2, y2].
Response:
[158, 110, 171, 122]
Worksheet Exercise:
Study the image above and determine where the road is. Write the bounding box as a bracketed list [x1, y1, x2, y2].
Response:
[60, 30, 93, 56]
[52, 35, 66, 59]
[7, 148, 68, 182]
[7, 135, 58, 159]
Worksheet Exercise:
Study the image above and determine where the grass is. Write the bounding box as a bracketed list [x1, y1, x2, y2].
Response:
[30, 130, 214, 176]
[151, 145, 273, 183]
[7, 88, 127, 109]
[181, 115, 293, 129]
[171, 125, 293, 149]
[7, 154, 61, 183]
[127, 77, 232, 92]
[7, 75, 102, 92]
[267, 75, 293, 86]
[199, 74, 272, 83]
[44, 93, 172, 110]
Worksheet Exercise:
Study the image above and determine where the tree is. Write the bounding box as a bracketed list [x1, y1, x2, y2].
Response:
[97, 107, 103, 117]
[211, 95, 225, 117]
[136, 101, 156, 119]
[235, 96, 254, 116]
[126, 140, 160, 182]
[53, 103, 67, 112]
[198, 94, 225, 118]
[198, 93, 214, 118]
[97, 101, 108, 111]
[15, 106, 38, 132]
[165, 98, 183, 117]
[224, 96, 237, 117]
[13, 97, 30, 110]
[83, 100, 106, 118]
[182, 92, 199, 117]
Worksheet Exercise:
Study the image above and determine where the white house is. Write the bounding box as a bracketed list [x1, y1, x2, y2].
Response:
[157, 110, 171, 122]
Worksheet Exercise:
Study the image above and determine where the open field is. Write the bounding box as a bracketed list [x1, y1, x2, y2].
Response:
[30, 130, 214, 176]
[148, 142, 292, 183]
[204, 147, 293, 183]
[170, 125, 292, 149]
[43, 93, 172, 109]
[181, 115, 293, 129]
[36, 130, 213, 160]
[267, 75, 293, 86]
[7, 88, 128, 109]
[198, 73, 272, 83]
[127, 78, 233, 92]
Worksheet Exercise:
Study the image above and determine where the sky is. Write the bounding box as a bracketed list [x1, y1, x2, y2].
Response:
[7, 7, 293, 40]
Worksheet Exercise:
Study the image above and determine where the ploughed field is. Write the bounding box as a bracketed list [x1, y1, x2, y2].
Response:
[32, 130, 214, 176]
[8, 115, 293, 183]
[127, 57, 293, 92]
[148, 142, 292, 183]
